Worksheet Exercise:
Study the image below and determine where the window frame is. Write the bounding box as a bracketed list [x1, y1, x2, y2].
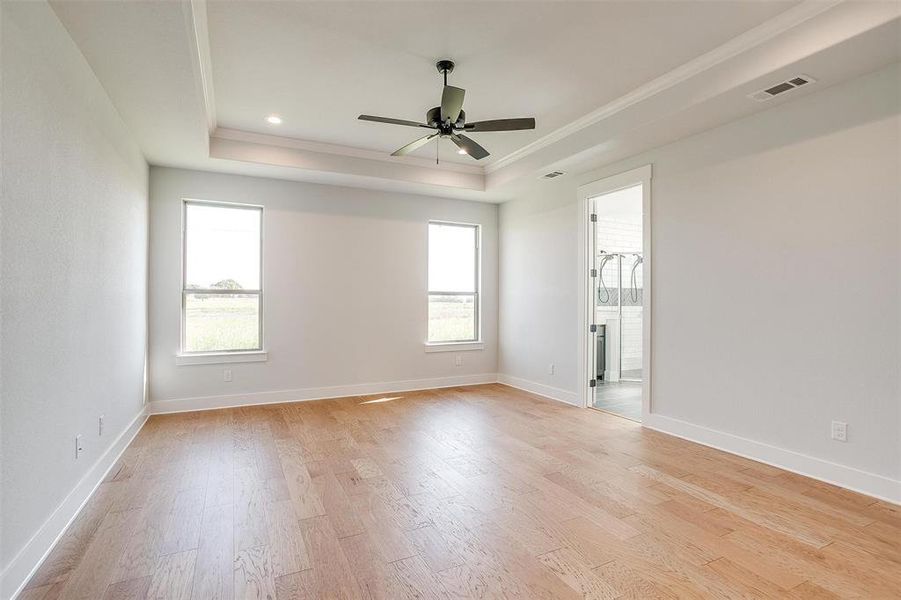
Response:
[427, 220, 481, 344]
[180, 198, 264, 355]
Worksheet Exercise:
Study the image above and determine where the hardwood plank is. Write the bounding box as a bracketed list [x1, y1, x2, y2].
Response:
[703, 557, 790, 599]
[306, 460, 365, 538]
[537, 546, 619, 599]
[337, 532, 392, 600]
[625, 500, 806, 589]
[785, 580, 844, 599]
[158, 486, 206, 555]
[191, 503, 234, 600]
[21, 385, 899, 600]
[433, 564, 490, 600]
[101, 576, 151, 600]
[18, 584, 60, 600]
[233, 545, 277, 600]
[350, 457, 383, 479]
[273, 570, 316, 600]
[147, 549, 196, 600]
[265, 499, 311, 577]
[234, 475, 269, 552]
[26, 481, 127, 589]
[630, 464, 833, 548]
[111, 481, 180, 583]
[274, 439, 325, 519]
[56, 508, 142, 600]
[298, 515, 361, 599]
[348, 492, 418, 562]
[592, 560, 674, 600]
[405, 524, 462, 572]
[389, 555, 449, 599]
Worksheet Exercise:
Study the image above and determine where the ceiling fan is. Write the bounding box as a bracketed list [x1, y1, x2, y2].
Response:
[358, 60, 536, 161]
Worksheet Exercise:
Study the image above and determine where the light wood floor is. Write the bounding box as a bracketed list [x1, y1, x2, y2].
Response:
[21, 384, 900, 599]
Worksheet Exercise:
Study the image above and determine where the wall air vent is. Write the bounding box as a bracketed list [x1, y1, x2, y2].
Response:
[748, 74, 816, 102]
[542, 170, 566, 179]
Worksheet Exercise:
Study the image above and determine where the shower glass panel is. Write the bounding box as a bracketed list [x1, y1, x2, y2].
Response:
[591, 184, 643, 421]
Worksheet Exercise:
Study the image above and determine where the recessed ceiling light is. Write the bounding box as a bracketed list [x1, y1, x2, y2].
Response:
[457, 149, 467, 155]
[266, 115, 282, 125]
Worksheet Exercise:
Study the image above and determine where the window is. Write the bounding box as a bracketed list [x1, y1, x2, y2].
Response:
[428, 222, 479, 343]
[182, 200, 262, 353]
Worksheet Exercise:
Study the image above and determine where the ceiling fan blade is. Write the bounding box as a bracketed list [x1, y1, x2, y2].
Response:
[391, 133, 439, 156]
[440, 86, 465, 124]
[450, 134, 490, 160]
[465, 118, 535, 132]
[359, 115, 432, 129]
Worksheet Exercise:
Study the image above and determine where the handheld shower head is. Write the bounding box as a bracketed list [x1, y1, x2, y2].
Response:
[629, 254, 643, 302]
[597, 253, 617, 304]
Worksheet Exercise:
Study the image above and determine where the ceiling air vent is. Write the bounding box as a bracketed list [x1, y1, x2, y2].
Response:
[542, 170, 566, 179]
[748, 74, 816, 102]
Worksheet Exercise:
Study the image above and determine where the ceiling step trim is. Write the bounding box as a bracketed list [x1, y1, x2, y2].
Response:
[186, 0, 216, 135]
[209, 135, 485, 192]
[213, 128, 484, 175]
[484, 0, 843, 174]
[187, 0, 485, 176]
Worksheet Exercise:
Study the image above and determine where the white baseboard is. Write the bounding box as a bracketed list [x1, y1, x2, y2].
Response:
[149, 373, 499, 414]
[1, 407, 149, 600]
[644, 413, 901, 505]
[496, 373, 581, 406]
[6, 376, 895, 600]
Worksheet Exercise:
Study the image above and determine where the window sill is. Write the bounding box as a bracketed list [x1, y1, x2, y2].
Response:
[175, 351, 268, 366]
[424, 342, 484, 353]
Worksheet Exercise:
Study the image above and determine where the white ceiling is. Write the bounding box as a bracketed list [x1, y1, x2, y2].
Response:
[49, 0, 900, 202]
[207, 0, 796, 165]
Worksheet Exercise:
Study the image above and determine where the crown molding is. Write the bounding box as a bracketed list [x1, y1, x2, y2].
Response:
[209, 136, 485, 192]
[187, 0, 850, 186]
[213, 127, 484, 175]
[187, 0, 216, 135]
[484, 0, 843, 174]
[186, 0, 484, 178]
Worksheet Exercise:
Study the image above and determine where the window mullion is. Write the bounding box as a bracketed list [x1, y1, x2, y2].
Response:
[428, 291, 474, 296]
[184, 289, 262, 295]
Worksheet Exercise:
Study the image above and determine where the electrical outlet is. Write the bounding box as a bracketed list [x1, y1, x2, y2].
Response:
[223, 368, 233, 382]
[831, 420, 848, 442]
[75, 434, 83, 459]
[454, 355, 462, 367]
[548, 363, 556, 375]
[99, 415, 104, 436]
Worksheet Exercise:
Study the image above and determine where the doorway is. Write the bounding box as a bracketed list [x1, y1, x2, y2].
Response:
[579, 166, 651, 422]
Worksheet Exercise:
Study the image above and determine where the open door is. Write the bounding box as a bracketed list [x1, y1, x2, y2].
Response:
[581, 166, 651, 422]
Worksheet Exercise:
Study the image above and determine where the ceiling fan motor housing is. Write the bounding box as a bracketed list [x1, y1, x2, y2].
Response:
[427, 107, 465, 133]
[436, 59, 455, 75]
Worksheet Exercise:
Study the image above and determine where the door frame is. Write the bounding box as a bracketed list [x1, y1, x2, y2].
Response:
[577, 165, 653, 420]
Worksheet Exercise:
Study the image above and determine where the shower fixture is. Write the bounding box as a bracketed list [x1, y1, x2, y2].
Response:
[597, 252, 618, 304]
[596, 252, 643, 305]
[629, 254, 643, 303]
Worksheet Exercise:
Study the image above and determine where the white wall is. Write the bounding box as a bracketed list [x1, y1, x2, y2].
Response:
[499, 64, 900, 498]
[0, 1, 149, 595]
[149, 168, 498, 410]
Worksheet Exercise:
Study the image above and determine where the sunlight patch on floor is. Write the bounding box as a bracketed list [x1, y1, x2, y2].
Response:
[359, 395, 404, 405]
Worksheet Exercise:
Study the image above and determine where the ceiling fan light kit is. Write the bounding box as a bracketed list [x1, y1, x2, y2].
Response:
[358, 59, 536, 162]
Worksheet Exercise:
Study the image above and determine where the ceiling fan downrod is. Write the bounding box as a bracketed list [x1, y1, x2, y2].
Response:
[357, 58, 535, 161]
[436, 59, 455, 87]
